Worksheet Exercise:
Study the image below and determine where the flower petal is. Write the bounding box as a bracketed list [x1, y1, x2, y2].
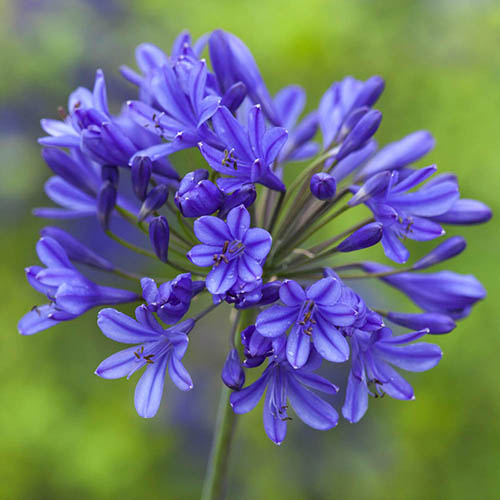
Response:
[97, 308, 159, 343]
[187, 244, 219, 267]
[226, 204, 250, 240]
[194, 216, 231, 245]
[242, 228, 272, 261]
[168, 355, 193, 391]
[95, 345, 143, 380]
[312, 316, 349, 362]
[134, 355, 169, 418]
[206, 260, 237, 294]
[306, 277, 341, 305]
[287, 376, 338, 430]
[279, 280, 306, 306]
[255, 305, 298, 338]
[286, 326, 311, 369]
[230, 372, 269, 413]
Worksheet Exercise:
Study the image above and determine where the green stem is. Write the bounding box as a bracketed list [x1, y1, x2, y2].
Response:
[201, 310, 253, 500]
[201, 386, 237, 500]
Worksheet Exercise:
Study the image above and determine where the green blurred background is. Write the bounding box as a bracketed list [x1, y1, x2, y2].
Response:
[1, 0, 499, 498]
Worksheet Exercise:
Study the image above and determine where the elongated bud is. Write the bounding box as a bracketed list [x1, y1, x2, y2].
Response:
[40, 226, 114, 270]
[131, 156, 153, 201]
[337, 222, 383, 252]
[337, 107, 369, 143]
[97, 181, 117, 229]
[218, 184, 256, 218]
[357, 130, 435, 180]
[149, 216, 169, 262]
[336, 109, 382, 162]
[387, 311, 456, 334]
[221, 81, 247, 112]
[221, 348, 245, 390]
[138, 184, 169, 221]
[101, 165, 119, 186]
[175, 170, 223, 217]
[348, 170, 391, 206]
[351, 75, 385, 110]
[310, 172, 337, 200]
[430, 199, 492, 225]
[413, 236, 466, 270]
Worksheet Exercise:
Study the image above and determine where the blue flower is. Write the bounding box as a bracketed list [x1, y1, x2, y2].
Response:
[174, 169, 224, 217]
[230, 348, 339, 445]
[256, 278, 356, 368]
[18, 237, 138, 335]
[187, 205, 272, 295]
[318, 75, 384, 151]
[343, 327, 442, 423]
[356, 166, 460, 263]
[362, 262, 487, 319]
[95, 307, 194, 418]
[198, 105, 288, 192]
[141, 274, 204, 325]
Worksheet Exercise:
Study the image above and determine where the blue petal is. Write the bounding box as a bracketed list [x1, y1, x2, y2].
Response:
[381, 229, 410, 264]
[226, 204, 250, 240]
[134, 355, 169, 418]
[95, 345, 143, 379]
[97, 308, 160, 343]
[168, 355, 193, 391]
[292, 371, 339, 395]
[287, 375, 338, 430]
[18, 304, 64, 335]
[312, 315, 349, 362]
[306, 277, 341, 305]
[206, 260, 237, 294]
[194, 216, 231, 245]
[238, 255, 263, 282]
[212, 106, 252, 161]
[262, 127, 288, 165]
[36, 237, 74, 269]
[263, 385, 288, 445]
[230, 372, 269, 413]
[242, 228, 272, 261]
[375, 342, 442, 372]
[286, 326, 311, 369]
[255, 305, 298, 338]
[247, 105, 266, 158]
[342, 370, 368, 423]
[187, 244, 219, 267]
[279, 280, 306, 306]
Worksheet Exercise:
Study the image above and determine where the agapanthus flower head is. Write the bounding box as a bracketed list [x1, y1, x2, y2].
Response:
[20, 29, 490, 449]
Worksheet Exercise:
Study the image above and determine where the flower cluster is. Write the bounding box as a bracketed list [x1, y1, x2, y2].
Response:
[20, 30, 490, 444]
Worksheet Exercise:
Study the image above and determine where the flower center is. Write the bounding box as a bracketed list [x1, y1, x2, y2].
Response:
[297, 299, 316, 336]
[213, 240, 245, 266]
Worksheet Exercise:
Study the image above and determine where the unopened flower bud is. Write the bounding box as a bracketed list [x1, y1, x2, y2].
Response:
[97, 181, 117, 230]
[310, 172, 337, 200]
[149, 216, 169, 263]
[413, 236, 466, 270]
[387, 311, 456, 334]
[138, 184, 169, 221]
[218, 184, 257, 218]
[174, 170, 223, 217]
[131, 156, 153, 201]
[337, 222, 383, 252]
[221, 348, 245, 390]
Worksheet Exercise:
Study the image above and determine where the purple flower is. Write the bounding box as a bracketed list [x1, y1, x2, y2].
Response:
[362, 261, 487, 319]
[187, 205, 272, 295]
[230, 349, 339, 445]
[358, 166, 460, 263]
[95, 307, 194, 418]
[273, 85, 319, 161]
[127, 58, 222, 161]
[141, 274, 204, 325]
[18, 237, 138, 335]
[318, 75, 384, 150]
[256, 278, 356, 368]
[343, 327, 442, 423]
[198, 105, 287, 193]
[174, 169, 224, 217]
